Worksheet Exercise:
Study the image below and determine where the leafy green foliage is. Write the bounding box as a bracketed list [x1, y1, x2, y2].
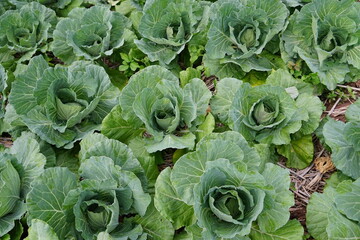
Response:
[154, 132, 302, 239]
[103, 65, 211, 153]
[204, 0, 288, 77]
[9, 56, 119, 148]
[1, 1, 359, 239]
[26, 133, 156, 239]
[323, 99, 360, 179]
[135, 0, 210, 65]
[0, 2, 57, 64]
[307, 176, 360, 240]
[281, 0, 360, 90]
[52, 5, 130, 63]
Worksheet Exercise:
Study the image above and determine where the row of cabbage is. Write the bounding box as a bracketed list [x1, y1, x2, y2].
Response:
[0, 0, 360, 239]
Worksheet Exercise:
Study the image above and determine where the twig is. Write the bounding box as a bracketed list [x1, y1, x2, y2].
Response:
[337, 84, 360, 92]
[327, 97, 341, 116]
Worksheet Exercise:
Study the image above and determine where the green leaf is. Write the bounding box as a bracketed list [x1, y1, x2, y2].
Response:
[179, 68, 201, 88]
[9, 56, 49, 115]
[196, 113, 215, 142]
[128, 137, 160, 192]
[335, 178, 360, 222]
[277, 134, 314, 169]
[145, 133, 196, 153]
[307, 187, 336, 240]
[257, 163, 294, 232]
[154, 168, 196, 229]
[25, 219, 59, 240]
[211, 78, 243, 124]
[135, 39, 183, 65]
[5, 132, 46, 195]
[249, 220, 303, 240]
[102, 105, 145, 144]
[295, 94, 323, 135]
[203, 54, 246, 79]
[323, 119, 360, 178]
[136, 200, 174, 240]
[346, 98, 360, 122]
[27, 168, 78, 239]
[183, 78, 212, 124]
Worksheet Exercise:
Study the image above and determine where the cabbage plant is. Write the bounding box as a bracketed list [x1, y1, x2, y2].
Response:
[102, 65, 211, 153]
[26, 133, 152, 239]
[211, 72, 322, 145]
[0, 132, 46, 237]
[9, 55, 119, 148]
[0, 2, 57, 63]
[52, 5, 130, 63]
[281, 0, 360, 90]
[155, 132, 304, 239]
[307, 174, 360, 240]
[135, 0, 210, 65]
[204, 0, 288, 77]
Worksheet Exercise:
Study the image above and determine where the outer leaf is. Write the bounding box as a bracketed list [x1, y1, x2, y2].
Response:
[183, 78, 212, 123]
[323, 119, 360, 178]
[249, 220, 303, 240]
[195, 113, 215, 142]
[135, 200, 174, 240]
[203, 54, 246, 79]
[101, 105, 145, 144]
[154, 168, 196, 229]
[9, 56, 48, 115]
[7, 132, 46, 195]
[211, 78, 243, 124]
[277, 134, 314, 169]
[346, 98, 360, 122]
[257, 163, 294, 232]
[135, 39, 184, 65]
[25, 219, 59, 240]
[295, 94, 323, 135]
[26, 168, 78, 239]
[145, 133, 196, 154]
[335, 178, 360, 222]
[128, 137, 160, 191]
[307, 187, 336, 240]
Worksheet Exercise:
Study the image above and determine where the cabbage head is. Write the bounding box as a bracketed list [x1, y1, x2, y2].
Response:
[0, 2, 57, 63]
[9, 55, 119, 148]
[27, 133, 151, 239]
[135, 0, 210, 65]
[156, 132, 303, 239]
[52, 5, 130, 64]
[204, 0, 288, 77]
[281, 0, 360, 90]
[102, 65, 211, 153]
